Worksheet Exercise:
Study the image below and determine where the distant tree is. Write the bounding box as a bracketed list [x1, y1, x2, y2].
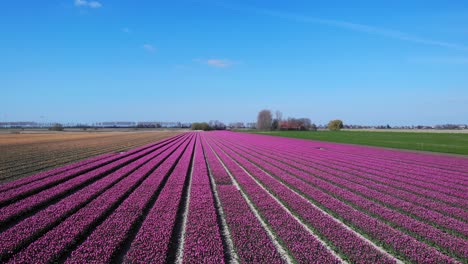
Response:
[257, 109, 272, 130]
[271, 119, 279, 130]
[229, 122, 245, 129]
[246, 122, 257, 129]
[191, 122, 210, 131]
[49, 123, 64, 131]
[310, 123, 317, 131]
[275, 111, 283, 122]
[298, 118, 311, 130]
[209, 120, 226, 130]
[328, 120, 344, 131]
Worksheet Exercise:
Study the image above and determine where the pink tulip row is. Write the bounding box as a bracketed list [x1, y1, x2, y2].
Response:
[217, 133, 467, 220]
[122, 135, 196, 263]
[328, 151, 468, 187]
[207, 134, 457, 263]
[312, 142, 468, 183]
[182, 134, 225, 263]
[207, 137, 347, 264]
[65, 134, 194, 263]
[6, 134, 192, 263]
[333, 143, 468, 172]
[207, 137, 395, 264]
[0, 135, 179, 227]
[302, 150, 467, 200]
[236, 132, 468, 187]
[222, 133, 467, 204]
[218, 139, 467, 261]
[201, 137, 284, 263]
[224, 138, 468, 235]
[287, 134, 468, 171]
[0, 134, 189, 262]
[0, 130, 465, 263]
[0, 134, 184, 204]
[0, 152, 117, 193]
[201, 137, 232, 186]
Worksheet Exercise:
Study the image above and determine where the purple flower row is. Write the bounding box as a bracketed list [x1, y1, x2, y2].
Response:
[220, 133, 467, 220]
[208, 137, 394, 264]
[227, 139, 468, 236]
[330, 141, 468, 172]
[231, 131, 468, 186]
[122, 135, 195, 263]
[0, 136, 175, 227]
[307, 149, 467, 199]
[210, 137, 456, 263]
[222, 139, 467, 260]
[0, 134, 190, 262]
[207, 137, 345, 264]
[0, 152, 117, 193]
[0, 134, 183, 205]
[182, 135, 225, 263]
[201, 137, 232, 185]
[65, 134, 194, 263]
[7, 134, 191, 263]
[225, 132, 468, 201]
[306, 140, 468, 184]
[279, 131, 468, 172]
[201, 138, 284, 263]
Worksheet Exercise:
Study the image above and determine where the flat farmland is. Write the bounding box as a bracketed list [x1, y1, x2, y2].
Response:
[0, 130, 181, 183]
[0, 131, 466, 263]
[246, 130, 468, 155]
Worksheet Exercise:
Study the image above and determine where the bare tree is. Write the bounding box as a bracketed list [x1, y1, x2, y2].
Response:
[257, 109, 272, 130]
[275, 110, 283, 122]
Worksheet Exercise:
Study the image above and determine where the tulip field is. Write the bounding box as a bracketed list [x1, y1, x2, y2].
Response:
[0, 131, 467, 263]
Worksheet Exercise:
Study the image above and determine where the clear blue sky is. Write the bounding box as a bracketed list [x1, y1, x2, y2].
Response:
[1, 0, 467, 125]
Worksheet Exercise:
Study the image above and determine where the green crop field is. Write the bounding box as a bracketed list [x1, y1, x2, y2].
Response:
[242, 130, 468, 155]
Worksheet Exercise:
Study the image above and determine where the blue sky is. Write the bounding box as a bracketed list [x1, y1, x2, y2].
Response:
[1, 0, 467, 125]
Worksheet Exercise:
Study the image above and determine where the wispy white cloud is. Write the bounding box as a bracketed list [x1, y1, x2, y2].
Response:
[142, 44, 156, 53]
[194, 58, 236, 68]
[206, 59, 234, 68]
[231, 6, 468, 52]
[408, 57, 468, 65]
[74, 0, 102, 8]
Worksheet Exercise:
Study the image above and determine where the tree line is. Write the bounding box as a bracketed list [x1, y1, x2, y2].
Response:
[257, 109, 343, 131]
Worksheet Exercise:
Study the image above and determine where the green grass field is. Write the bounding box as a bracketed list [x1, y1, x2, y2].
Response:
[243, 130, 468, 155]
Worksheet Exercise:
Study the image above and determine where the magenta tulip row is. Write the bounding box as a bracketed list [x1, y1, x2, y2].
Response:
[207, 138, 354, 264]
[123, 135, 196, 263]
[201, 138, 284, 263]
[182, 135, 225, 263]
[207, 138, 395, 264]
[224, 139, 468, 236]
[215, 133, 467, 220]
[221, 133, 467, 201]
[0, 130, 465, 263]
[304, 140, 468, 184]
[217, 139, 466, 261]
[5, 134, 192, 263]
[0, 134, 183, 204]
[201, 137, 232, 186]
[204, 133, 459, 263]
[0, 152, 116, 193]
[222, 143, 457, 263]
[0, 135, 179, 227]
[296, 148, 467, 199]
[228, 132, 468, 188]
[0, 134, 188, 262]
[65, 135, 193, 263]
